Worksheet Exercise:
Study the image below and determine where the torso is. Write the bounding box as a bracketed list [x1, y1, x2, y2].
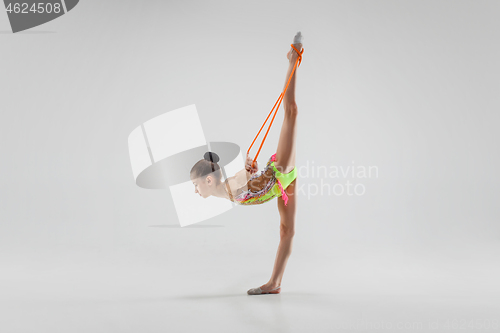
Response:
[225, 178, 246, 200]
[224, 166, 279, 206]
[224, 153, 297, 206]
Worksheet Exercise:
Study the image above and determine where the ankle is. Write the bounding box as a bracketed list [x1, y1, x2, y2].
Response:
[292, 43, 303, 52]
[267, 281, 281, 288]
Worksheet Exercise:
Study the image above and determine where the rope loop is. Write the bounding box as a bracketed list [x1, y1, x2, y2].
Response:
[247, 44, 304, 169]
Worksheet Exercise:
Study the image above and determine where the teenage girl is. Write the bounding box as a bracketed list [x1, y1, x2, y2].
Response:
[190, 32, 304, 295]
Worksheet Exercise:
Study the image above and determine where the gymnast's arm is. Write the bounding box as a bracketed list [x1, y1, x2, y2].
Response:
[226, 156, 258, 189]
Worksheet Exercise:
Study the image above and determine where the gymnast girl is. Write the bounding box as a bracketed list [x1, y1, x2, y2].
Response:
[190, 32, 304, 295]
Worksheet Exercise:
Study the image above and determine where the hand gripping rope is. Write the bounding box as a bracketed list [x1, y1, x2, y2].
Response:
[247, 44, 304, 169]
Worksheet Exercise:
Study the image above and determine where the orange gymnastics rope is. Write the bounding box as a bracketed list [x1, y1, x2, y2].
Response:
[247, 44, 304, 169]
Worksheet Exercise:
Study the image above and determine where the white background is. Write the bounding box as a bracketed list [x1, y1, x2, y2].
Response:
[1, 0, 499, 332]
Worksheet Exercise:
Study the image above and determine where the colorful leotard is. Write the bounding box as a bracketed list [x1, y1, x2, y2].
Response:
[225, 153, 297, 206]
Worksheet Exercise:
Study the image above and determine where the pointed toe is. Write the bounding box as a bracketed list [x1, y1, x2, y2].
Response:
[247, 287, 262, 295]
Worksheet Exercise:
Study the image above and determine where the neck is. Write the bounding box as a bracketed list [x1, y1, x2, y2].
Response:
[212, 180, 230, 200]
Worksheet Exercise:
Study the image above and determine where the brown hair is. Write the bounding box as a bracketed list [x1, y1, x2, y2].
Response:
[190, 151, 222, 182]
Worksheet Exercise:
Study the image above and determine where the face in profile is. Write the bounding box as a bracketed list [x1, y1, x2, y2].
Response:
[191, 174, 214, 198]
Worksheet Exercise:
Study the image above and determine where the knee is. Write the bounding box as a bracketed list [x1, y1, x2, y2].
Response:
[280, 224, 295, 239]
[284, 103, 298, 117]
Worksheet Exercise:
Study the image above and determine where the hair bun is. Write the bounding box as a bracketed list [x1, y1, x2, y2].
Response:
[204, 151, 220, 163]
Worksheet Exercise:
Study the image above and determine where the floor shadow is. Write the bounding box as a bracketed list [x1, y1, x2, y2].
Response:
[172, 292, 329, 300]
